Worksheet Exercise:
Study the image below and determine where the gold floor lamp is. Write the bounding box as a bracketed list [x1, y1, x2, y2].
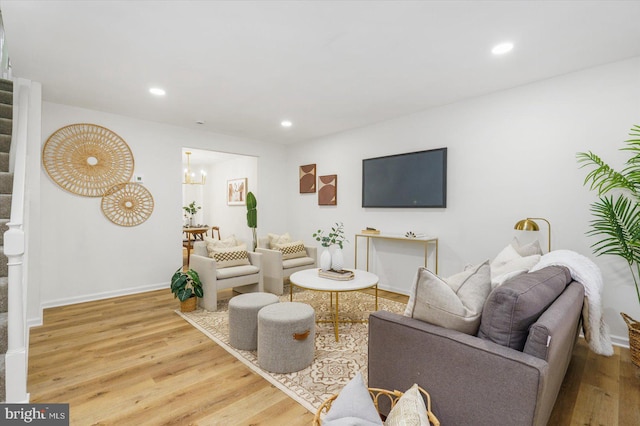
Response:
[514, 217, 551, 253]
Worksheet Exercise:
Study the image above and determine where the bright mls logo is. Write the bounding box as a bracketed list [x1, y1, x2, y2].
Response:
[2, 404, 69, 425]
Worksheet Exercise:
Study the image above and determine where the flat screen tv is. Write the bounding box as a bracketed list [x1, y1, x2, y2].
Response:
[362, 148, 447, 208]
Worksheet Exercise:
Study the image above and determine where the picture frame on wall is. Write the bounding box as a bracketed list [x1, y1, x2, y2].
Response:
[227, 178, 248, 205]
[299, 164, 317, 193]
[318, 174, 337, 205]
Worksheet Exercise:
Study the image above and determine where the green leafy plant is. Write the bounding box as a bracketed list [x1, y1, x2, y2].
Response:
[313, 222, 348, 249]
[246, 191, 257, 251]
[170, 267, 203, 302]
[183, 201, 201, 218]
[577, 124, 640, 305]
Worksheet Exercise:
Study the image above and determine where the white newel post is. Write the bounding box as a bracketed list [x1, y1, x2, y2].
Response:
[4, 224, 27, 402]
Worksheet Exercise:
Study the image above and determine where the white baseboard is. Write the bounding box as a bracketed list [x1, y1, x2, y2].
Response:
[40, 281, 169, 310]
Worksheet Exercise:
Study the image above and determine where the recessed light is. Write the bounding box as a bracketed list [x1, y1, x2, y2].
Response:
[149, 87, 166, 96]
[491, 42, 514, 55]
[281, 120, 293, 128]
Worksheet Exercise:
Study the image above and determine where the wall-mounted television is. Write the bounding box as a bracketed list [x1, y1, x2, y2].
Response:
[362, 147, 447, 208]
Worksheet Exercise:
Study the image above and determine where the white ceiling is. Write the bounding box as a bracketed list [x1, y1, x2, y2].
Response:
[3, 1, 640, 146]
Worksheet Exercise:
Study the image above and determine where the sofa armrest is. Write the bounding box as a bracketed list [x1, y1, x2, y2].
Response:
[368, 310, 549, 426]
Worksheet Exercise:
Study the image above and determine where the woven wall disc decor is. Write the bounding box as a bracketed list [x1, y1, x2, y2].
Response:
[101, 183, 154, 227]
[43, 123, 135, 197]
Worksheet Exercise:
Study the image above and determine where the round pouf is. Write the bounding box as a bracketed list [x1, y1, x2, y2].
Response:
[228, 292, 280, 350]
[258, 302, 315, 373]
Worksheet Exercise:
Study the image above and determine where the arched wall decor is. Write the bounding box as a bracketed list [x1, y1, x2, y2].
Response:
[42, 123, 135, 197]
[101, 182, 154, 227]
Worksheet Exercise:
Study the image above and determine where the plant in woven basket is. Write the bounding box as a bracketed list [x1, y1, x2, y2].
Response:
[577, 124, 640, 307]
[171, 267, 203, 302]
[578, 124, 640, 367]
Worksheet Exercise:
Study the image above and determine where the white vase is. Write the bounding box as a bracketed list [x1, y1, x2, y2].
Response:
[331, 247, 344, 271]
[320, 248, 332, 271]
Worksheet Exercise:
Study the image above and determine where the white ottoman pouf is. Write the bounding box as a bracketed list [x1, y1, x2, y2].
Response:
[228, 292, 280, 350]
[258, 302, 315, 373]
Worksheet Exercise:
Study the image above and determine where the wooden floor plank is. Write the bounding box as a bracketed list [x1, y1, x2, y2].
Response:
[27, 288, 638, 425]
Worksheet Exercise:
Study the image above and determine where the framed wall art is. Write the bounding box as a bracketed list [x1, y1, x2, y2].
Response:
[227, 178, 248, 205]
[318, 174, 337, 206]
[299, 164, 316, 193]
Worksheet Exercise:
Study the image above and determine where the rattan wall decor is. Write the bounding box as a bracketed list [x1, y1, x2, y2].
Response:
[43, 123, 135, 197]
[101, 182, 154, 227]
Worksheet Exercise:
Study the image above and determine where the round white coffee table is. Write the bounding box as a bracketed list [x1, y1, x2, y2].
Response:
[289, 268, 379, 341]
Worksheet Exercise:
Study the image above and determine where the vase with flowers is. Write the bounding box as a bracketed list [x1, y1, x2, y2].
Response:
[313, 222, 348, 271]
[183, 201, 201, 227]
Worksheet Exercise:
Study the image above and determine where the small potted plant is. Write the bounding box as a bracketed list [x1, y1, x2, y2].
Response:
[171, 267, 203, 312]
[313, 222, 348, 271]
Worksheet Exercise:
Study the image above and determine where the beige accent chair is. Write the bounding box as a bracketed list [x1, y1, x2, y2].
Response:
[256, 236, 317, 295]
[190, 240, 263, 311]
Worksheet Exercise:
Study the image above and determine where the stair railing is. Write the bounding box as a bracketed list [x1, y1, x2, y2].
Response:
[4, 78, 29, 402]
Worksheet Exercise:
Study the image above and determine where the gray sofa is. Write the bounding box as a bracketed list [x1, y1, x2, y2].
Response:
[368, 266, 585, 426]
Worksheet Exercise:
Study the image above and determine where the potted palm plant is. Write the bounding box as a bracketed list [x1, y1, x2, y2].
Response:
[246, 191, 258, 251]
[171, 267, 203, 312]
[577, 123, 640, 366]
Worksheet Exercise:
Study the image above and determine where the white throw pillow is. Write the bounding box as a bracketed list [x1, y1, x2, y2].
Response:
[268, 232, 291, 249]
[322, 372, 383, 426]
[404, 261, 491, 335]
[490, 244, 541, 289]
[511, 237, 543, 257]
[204, 234, 238, 249]
[384, 384, 430, 426]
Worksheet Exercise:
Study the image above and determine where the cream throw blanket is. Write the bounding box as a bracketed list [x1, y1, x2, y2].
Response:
[530, 249, 614, 356]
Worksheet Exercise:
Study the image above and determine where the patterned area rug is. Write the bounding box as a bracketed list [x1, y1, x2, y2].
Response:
[176, 285, 406, 413]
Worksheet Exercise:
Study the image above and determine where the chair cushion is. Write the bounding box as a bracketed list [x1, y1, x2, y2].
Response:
[283, 256, 315, 269]
[404, 261, 491, 335]
[209, 244, 251, 269]
[216, 264, 260, 279]
[478, 266, 571, 351]
[274, 240, 307, 260]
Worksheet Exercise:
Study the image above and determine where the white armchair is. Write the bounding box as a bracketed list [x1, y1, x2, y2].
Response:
[189, 241, 263, 311]
[256, 235, 317, 295]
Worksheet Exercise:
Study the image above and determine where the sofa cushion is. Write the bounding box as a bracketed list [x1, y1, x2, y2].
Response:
[404, 261, 491, 335]
[274, 240, 307, 260]
[209, 244, 251, 269]
[478, 265, 571, 351]
[323, 371, 383, 426]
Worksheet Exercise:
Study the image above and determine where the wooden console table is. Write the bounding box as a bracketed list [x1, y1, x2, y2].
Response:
[354, 233, 438, 274]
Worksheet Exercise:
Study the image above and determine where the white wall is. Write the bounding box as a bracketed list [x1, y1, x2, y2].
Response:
[34, 102, 286, 324]
[286, 57, 640, 343]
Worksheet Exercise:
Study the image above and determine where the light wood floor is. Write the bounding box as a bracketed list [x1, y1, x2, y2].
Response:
[28, 287, 639, 425]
